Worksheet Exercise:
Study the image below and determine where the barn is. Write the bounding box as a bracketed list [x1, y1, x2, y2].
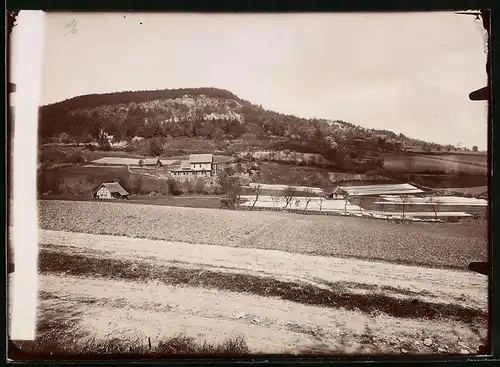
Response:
[139, 157, 162, 168]
[92, 182, 129, 200]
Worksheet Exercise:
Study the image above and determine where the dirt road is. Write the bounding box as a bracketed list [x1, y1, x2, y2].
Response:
[33, 230, 488, 355]
[37, 273, 486, 355]
[38, 230, 487, 310]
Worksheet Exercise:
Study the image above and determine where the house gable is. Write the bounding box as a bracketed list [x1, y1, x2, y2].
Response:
[92, 182, 129, 197]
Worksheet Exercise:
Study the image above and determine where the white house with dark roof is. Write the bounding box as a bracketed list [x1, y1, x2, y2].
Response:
[92, 182, 129, 199]
[169, 154, 217, 177]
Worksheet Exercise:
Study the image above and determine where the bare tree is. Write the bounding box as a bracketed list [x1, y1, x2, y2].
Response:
[251, 182, 261, 209]
[427, 197, 443, 220]
[318, 189, 328, 212]
[303, 189, 315, 213]
[398, 194, 412, 220]
[343, 192, 350, 214]
[282, 186, 297, 209]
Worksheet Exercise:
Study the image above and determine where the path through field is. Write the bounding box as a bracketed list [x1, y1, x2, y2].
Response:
[31, 229, 488, 356]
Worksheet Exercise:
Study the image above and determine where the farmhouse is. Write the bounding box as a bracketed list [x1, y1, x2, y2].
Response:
[168, 154, 218, 177]
[92, 182, 129, 200]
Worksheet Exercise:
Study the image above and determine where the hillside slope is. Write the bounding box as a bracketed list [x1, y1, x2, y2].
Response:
[39, 87, 444, 152]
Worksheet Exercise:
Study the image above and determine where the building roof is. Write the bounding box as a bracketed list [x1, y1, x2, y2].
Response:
[189, 154, 213, 163]
[338, 183, 424, 197]
[143, 157, 160, 165]
[93, 182, 129, 196]
[180, 160, 191, 170]
[329, 186, 347, 195]
[160, 159, 178, 165]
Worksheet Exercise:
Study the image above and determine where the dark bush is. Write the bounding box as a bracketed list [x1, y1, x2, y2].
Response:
[67, 151, 87, 165]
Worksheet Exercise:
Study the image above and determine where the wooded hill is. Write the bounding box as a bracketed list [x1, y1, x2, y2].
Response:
[39, 87, 448, 149]
[39, 87, 464, 173]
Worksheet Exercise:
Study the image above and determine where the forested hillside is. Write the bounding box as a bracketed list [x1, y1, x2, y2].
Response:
[39, 87, 466, 173]
[39, 87, 447, 149]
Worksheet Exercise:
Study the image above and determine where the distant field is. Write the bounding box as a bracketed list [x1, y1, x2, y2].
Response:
[41, 195, 222, 209]
[240, 194, 487, 219]
[258, 162, 335, 188]
[445, 186, 488, 195]
[39, 146, 233, 163]
[382, 153, 487, 174]
[40, 146, 146, 161]
[405, 173, 488, 189]
[245, 183, 324, 194]
[354, 196, 488, 218]
[38, 200, 487, 269]
[41, 166, 130, 186]
[421, 154, 487, 166]
[240, 196, 364, 212]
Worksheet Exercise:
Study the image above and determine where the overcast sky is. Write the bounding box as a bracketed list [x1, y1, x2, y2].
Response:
[13, 11, 489, 149]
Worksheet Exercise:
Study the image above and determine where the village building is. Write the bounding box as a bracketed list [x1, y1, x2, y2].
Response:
[92, 182, 129, 200]
[139, 157, 162, 168]
[169, 154, 217, 177]
[99, 129, 114, 143]
[327, 183, 424, 199]
[328, 186, 347, 199]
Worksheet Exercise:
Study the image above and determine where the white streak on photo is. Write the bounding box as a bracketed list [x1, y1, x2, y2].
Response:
[9, 10, 46, 341]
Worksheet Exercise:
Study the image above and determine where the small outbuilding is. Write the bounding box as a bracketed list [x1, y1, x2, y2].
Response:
[139, 157, 162, 168]
[328, 186, 347, 199]
[92, 182, 129, 200]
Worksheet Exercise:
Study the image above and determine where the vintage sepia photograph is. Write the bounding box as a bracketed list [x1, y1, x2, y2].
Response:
[8, 10, 490, 359]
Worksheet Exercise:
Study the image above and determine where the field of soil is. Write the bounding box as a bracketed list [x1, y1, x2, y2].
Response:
[38, 200, 487, 269]
[19, 200, 488, 357]
[41, 195, 222, 209]
[42, 166, 130, 187]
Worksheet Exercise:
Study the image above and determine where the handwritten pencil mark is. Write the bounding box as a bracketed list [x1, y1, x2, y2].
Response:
[64, 19, 78, 36]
